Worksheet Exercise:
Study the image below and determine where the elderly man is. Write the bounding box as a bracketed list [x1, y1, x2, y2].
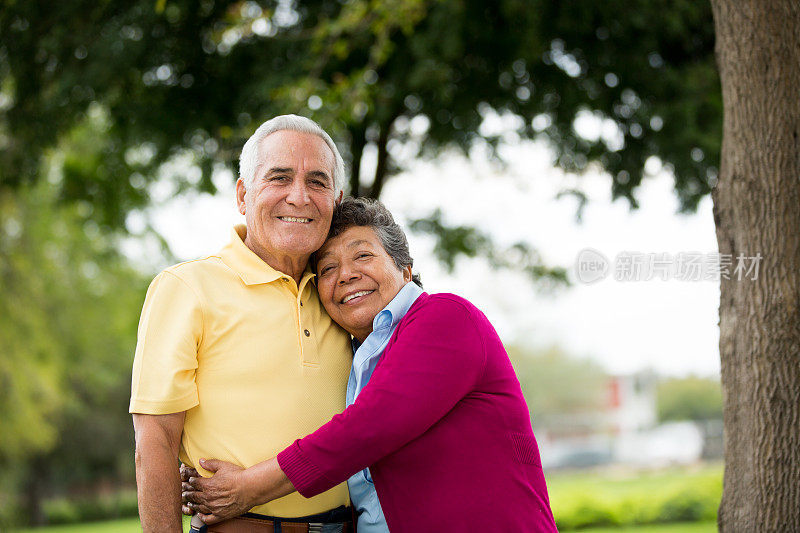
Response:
[130, 115, 354, 532]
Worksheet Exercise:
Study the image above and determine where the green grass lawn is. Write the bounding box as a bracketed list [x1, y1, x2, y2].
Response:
[15, 464, 723, 532]
[17, 518, 141, 533]
[17, 516, 191, 533]
[581, 522, 716, 533]
[17, 518, 718, 533]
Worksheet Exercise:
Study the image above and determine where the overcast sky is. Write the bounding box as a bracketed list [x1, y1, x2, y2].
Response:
[143, 128, 721, 379]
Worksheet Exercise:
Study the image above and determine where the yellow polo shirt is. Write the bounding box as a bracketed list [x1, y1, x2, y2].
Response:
[130, 225, 352, 517]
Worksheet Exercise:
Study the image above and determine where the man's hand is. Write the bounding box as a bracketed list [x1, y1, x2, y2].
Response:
[133, 412, 185, 533]
[182, 457, 297, 525]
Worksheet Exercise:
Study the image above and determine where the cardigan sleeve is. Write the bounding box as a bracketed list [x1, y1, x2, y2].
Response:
[278, 295, 487, 497]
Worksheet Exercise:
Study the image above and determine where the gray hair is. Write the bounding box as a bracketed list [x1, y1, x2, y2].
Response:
[322, 197, 422, 288]
[239, 114, 345, 193]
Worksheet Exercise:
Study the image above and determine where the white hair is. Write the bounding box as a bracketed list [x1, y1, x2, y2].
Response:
[238, 114, 345, 194]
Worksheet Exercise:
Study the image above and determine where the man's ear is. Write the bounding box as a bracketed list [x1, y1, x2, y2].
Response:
[236, 179, 247, 215]
[335, 189, 344, 205]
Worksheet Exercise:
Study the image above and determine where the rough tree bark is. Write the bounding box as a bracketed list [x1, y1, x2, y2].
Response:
[710, 0, 800, 530]
[346, 117, 399, 199]
[367, 118, 395, 199]
[348, 125, 367, 197]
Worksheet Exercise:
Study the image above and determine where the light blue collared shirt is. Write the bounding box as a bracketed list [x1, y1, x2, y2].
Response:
[346, 281, 424, 533]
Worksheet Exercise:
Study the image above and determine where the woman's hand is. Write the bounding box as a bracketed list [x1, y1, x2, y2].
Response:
[181, 458, 257, 525]
[180, 463, 199, 516]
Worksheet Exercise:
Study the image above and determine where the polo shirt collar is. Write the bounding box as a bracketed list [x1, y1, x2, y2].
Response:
[220, 225, 316, 286]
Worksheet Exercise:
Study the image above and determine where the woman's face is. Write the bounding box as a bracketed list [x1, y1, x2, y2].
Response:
[316, 225, 412, 342]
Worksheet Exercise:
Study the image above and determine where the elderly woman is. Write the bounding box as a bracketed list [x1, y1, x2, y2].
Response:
[183, 197, 557, 532]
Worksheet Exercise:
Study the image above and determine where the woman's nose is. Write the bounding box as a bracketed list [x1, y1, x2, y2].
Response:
[338, 264, 360, 284]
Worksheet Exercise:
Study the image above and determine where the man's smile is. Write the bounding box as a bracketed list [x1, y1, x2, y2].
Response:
[277, 216, 312, 223]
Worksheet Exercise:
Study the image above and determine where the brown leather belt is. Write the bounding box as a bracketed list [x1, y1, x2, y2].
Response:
[206, 514, 354, 533]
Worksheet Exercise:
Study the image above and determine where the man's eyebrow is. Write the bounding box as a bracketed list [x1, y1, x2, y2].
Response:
[307, 170, 332, 182]
[265, 167, 294, 175]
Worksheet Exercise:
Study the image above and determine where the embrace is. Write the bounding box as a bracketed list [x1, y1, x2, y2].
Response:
[130, 115, 557, 532]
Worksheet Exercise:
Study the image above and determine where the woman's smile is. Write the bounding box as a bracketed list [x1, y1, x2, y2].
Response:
[341, 289, 376, 304]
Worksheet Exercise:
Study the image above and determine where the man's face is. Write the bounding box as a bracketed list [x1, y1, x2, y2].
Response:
[237, 130, 340, 264]
[315, 225, 412, 342]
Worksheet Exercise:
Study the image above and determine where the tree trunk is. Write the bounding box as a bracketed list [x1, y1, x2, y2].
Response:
[710, 1, 800, 530]
[367, 119, 394, 199]
[349, 125, 367, 197]
[23, 456, 48, 526]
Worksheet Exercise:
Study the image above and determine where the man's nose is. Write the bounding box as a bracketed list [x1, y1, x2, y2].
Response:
[285, 178, 311, 205]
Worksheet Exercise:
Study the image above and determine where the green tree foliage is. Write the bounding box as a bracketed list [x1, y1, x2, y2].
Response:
[657, 376, 722, 423]
[0, 153, 148, 524]
[0, 0, 718, 275]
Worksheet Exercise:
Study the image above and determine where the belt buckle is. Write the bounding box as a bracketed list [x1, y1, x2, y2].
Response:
[307, 523, 324, 533]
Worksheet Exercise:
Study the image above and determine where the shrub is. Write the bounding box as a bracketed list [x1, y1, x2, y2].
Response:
[42, 499, 82, 525]
[657, 490, 718, 523]
[555, 500, 622, 530]
[42, 489, 139, 525]
[549, 465, 722, 530]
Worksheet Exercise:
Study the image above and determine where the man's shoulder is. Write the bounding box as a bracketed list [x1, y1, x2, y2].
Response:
[158, 254, 227, 285]
[141, 255, 234, 318]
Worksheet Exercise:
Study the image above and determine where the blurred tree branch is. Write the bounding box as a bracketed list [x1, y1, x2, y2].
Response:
[0, 0, 718, 283]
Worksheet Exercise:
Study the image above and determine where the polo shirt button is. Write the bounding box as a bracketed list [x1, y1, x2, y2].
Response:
[299, 301, 303, 306]
[304, 329, 310, 337]
[282, 278, 289, 282]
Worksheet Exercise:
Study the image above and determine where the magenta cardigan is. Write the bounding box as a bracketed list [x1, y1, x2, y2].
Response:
[278, 293, 557, 532]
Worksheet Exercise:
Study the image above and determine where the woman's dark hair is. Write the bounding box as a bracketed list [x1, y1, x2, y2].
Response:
[320, 197, 422, 288]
